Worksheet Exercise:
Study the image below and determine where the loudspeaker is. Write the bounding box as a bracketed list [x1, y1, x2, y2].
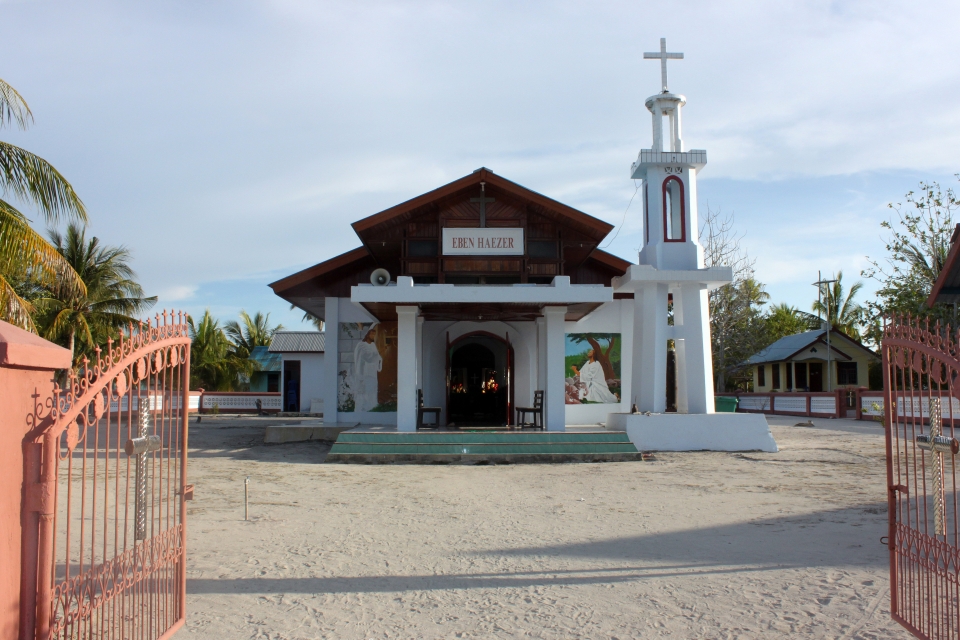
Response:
[370, 268, 391, 286]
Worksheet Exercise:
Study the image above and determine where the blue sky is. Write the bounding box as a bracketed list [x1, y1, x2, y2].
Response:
[3, 1, 959, 329]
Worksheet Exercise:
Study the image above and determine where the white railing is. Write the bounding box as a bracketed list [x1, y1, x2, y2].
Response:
[201, 393, 282, 412]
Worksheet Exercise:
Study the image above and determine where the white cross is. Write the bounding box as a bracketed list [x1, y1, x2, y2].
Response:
[644, 38, 683, 93]
[917, 398, 959, 536]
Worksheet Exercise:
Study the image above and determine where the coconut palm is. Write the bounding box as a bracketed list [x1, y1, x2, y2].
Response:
[188, 310, 239, 391]
[224, 310, 283, 360]
[36, 223, 156, 365]
[765, 302, 820, 343]
[0, 79, 87, 329]
[812, 271, 864, 339]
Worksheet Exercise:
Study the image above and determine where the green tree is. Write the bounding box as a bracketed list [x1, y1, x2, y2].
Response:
[0, 79, 87, 329]
[863, 178, 959, 344]
[700, 207, 771, 391]
[188, 310, 240, 390]
[36, 223, 156, 365]
[224, 310, 283, 360]
[765, 303, 819, 344]
[812, 271, 864, 339]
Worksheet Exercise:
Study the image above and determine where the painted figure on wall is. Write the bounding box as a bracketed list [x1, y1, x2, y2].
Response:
[353, 324, 383, 412]
[571, 349, 620, 403]
[565, 333, 622, 404]
[338, 321, 398, 412]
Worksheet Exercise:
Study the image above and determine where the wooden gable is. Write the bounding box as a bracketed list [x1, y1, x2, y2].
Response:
[351, 168, 614, 284]
[270, 169, 630, 319]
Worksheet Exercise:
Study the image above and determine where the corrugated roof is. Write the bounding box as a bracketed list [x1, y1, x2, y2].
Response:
[249, 345, 281, 372]
[268, 331, 325, 353]
[745, 330, 826, 365]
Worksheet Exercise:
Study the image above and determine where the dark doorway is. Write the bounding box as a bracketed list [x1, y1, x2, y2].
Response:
[448, 334, 511, 426]
[283, 360, 301, 412]
[809, 362, 823, 392]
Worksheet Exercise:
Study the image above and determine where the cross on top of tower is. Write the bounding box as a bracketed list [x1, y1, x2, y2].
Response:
[644, 38, 683, 93]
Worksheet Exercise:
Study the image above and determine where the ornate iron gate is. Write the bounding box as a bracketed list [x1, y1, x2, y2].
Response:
[21, 313, 192, 640]
[883, 315, 960, 638]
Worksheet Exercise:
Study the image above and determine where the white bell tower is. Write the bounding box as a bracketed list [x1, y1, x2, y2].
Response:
[614, 38, 731, 415]
[633, 38, 708, 271]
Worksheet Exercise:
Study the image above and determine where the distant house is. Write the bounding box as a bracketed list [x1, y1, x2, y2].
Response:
[745, 329, 879, 392]
[268, 331, 325, 413]
[248, 346, 281, 392]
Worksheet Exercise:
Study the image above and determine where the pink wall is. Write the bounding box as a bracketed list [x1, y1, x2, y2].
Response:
[0, 321, 71, 639]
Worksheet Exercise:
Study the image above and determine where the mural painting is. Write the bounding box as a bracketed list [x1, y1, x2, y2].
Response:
[338, 322, 398, 412]
[565, 333, 621, 404]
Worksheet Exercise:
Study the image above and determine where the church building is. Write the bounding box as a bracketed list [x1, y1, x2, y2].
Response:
[270, 39, 746, 437]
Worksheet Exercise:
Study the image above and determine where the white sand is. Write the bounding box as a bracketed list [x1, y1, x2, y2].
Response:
[182, 417, 911, 639]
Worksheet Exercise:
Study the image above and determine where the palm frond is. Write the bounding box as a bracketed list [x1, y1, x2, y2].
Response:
[0, 141, 86, 224]
[0, 273, 36, 330]
[0, 198, 85, 298]
[0, 79, 32, 131]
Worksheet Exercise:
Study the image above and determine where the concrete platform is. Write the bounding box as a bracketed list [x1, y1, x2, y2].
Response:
[606, 412, 778, 452]
[263, 423, 356, 443]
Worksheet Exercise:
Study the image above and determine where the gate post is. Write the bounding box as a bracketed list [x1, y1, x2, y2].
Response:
[0, 321, 71, 639]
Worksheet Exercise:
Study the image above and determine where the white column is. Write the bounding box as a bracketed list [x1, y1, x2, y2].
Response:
[678, 284, 715, 414]
[322, 297, 340, 424]
[634, 283, 668, 412]
[619, 299, 634, 415]
[543, 306, 567, 431]
[416, 316, 424, 391]
[673, 104, 683, 152]
[536, 317, 546, 397]
[396, 305, 419, 431]
[652, 103, 663, 152]
[672, 288, 689, 413]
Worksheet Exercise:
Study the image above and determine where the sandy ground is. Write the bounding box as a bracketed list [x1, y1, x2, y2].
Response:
[181, 416, 912, 639]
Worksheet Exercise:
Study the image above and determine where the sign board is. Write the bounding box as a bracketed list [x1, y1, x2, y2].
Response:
[442, 228, 524, 256]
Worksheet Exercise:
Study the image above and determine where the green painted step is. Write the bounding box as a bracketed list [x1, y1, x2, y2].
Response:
[330, 443, 639, 455]
[325, 430, 642, 464]
[336, 431, 632, 445]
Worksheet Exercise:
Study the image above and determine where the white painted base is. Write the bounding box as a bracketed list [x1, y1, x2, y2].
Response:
[606, 412, 778, 452]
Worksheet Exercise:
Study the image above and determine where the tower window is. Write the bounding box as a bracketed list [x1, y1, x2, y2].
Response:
[662, 176, 685, 242]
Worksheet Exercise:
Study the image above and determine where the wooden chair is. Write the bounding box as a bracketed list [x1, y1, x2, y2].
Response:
[417, 389, 441, 430]
[516, 391, 544, 430]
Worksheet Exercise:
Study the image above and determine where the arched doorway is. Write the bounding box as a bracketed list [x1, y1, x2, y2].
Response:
[447, 332, 513, 426]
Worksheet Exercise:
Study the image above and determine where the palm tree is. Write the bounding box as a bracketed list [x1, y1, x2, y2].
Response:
[812, 271, 864, 339]
[224, 310, 283, 360]
[188, 310, 240, 391]
[0, 79, 87, 329]
[290, 303, 324, 331]
[36, 223, 156, 365]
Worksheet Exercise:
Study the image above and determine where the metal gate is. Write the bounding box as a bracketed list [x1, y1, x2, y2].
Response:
[20, 313, 192, 640]
[883, 314, 960, 638]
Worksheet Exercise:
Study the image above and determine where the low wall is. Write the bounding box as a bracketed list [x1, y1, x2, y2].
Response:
[199, 391, 283, 414]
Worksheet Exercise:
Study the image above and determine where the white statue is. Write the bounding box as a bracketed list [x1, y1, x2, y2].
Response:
[352, 324, 383, 411]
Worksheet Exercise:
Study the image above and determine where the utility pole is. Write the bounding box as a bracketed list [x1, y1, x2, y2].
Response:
[814, 272, 838, 392]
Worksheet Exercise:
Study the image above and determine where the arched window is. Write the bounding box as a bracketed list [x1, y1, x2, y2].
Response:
[662, 176, 685, 242]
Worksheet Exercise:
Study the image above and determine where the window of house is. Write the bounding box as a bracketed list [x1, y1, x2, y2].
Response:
[662, 176, 685, 241]
[757, 364, 766, 387]
[786, 363, 793, 390]
[771, 363, 781, 390]
[837, 362, 858, 386]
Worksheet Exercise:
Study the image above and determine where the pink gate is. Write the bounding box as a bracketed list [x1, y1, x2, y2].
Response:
[20, 313, 192, 639]
[883, 315, 960, 638]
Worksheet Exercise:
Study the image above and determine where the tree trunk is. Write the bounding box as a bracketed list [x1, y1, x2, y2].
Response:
[68, 330, 75, 366]
[585, 337, 616, 381]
